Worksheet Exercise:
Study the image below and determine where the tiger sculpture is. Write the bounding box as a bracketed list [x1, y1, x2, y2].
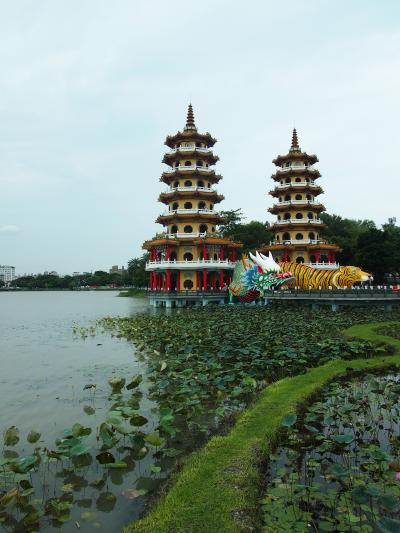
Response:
[278, 261, 371, 289]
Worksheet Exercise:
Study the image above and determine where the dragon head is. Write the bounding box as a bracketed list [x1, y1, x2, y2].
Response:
[246, 251, 294, 291]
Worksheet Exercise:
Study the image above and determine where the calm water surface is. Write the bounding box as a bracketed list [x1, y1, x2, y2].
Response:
[0, 291, 155, 533]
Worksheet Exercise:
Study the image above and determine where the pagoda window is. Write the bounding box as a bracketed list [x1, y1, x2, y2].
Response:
[276, 235, 280, 240]
[295, 233, 304, 240]
[171, 225, 178, 234]
[172, 202, 178, 210]
[173, 181, 179, 187]
[309, 232, 315, 240]
[199, 224, 208, 233]
[277, 215, 281, 221]
[196, 142, 201, 148]
[305, 177, 310, 183]
[295, 177, 301, 183]
[183, 252, 193, 261]
[295, 194, 302, 200]
[184, 225, 193, 233]
[296, 256, 305, 264]
[184, 161, 192, 166]
[284, 213, 290, 220]
[198, 201, 206, 209]
[207, 182, 211, 187]
[306, 194, 312, 200]
[283, 232, 290, 241]
[210, 203, 213, 209]
[280, 180, 283, 185]
[184, 180, 192, 187]
[170, 251, 177, 261]
[197, 160, 203, 167]
[211, 226, 215, 232]
[184, 279, 193, 289]
[295, 213, 303, 219]
[184, 202, 193, 209]
[197, 180, 205, 187]
[284, 194, 290, 201]
[285, 178, 291, 184]
[279, 196, 282, 202]
[307, 212, 313, 219]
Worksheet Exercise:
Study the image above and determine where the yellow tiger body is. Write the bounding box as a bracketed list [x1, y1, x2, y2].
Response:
[278, 262, 371, 289]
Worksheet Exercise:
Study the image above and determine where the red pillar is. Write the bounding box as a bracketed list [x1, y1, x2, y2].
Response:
[232, 249, 237, 262]
[166, 245, 171, 261]
[203, 269, 207, 291]
[203, 244, 207, 260]
[166, 269, 171, 290]
[315, 251, 321, 263]
[219, 270, 223, 289]
[196, 271, 200, 290]
[219, 246, 224, 260]
[177, 271, 181, 292]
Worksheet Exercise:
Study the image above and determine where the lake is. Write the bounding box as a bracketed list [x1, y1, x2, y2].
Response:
[0, 291, 156, 532]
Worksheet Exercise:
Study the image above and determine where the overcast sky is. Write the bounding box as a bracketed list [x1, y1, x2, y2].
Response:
[1, 1, 399, 274]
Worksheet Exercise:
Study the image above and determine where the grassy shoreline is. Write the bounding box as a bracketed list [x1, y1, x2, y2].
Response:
[118, 288, 147, 297]
[127, 321, 400, 533]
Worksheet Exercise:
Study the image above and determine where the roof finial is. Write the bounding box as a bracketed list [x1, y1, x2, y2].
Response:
[184, 103, 197, 131]
[290, 128, 300, 151]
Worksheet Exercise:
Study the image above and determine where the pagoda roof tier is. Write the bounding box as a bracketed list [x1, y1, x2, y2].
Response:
[160, 168, 222, 185]
[272, 129, 318, 167]
[269, 184, 323, 197]
[260, 242, 341, 252]
[164, 131, 217, 149]
[271, 220, 327, 230]
[156, 210, 224, 224]
[271, 167, 321, 181]
[143, 234, 242, 250]
[268, 202, 325, 215]
[162, 149, 219, 165]
[158, 188, 224, 205]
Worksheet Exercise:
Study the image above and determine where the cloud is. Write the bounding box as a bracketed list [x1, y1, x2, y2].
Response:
[0, 225, 20, 234]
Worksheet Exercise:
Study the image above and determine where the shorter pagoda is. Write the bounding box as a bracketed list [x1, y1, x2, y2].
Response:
[143, 105, 241, 307]
[261, 129, 340, 266]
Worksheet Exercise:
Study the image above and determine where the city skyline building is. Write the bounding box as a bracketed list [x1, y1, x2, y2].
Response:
[0, 265, 16, 283]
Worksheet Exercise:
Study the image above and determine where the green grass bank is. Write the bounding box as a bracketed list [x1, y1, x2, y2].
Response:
[127, 321, 400, 533]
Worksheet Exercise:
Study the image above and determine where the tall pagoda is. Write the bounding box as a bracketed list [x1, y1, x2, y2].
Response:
[143, 105, 241, 307]
[261, 129, 340, 265]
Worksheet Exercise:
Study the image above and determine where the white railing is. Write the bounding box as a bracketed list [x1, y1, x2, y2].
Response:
[162, 186, 215, 194]
[163, 209, 217, 216]
[275, 182, 318, 189]
[274, 219, 323, 225]
[271, 239, 322, 245]
[276, 164, 317, 172]
[168, 146, 211, 154]
[165, 232, 207, 238]
[277, 200, 319, 206]
[146, 259, 235, 271]
[164, 165, 213, 173]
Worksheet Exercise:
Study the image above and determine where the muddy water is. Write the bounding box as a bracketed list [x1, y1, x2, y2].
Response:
[0, 291, 155, 532]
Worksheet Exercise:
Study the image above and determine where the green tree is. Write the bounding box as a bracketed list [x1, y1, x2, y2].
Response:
[128, 254, 149, 287]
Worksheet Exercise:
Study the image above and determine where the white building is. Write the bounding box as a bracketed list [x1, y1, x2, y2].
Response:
[0, 265, 16, 283]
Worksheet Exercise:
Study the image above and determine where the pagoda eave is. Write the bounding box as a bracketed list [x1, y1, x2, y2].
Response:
[156, 213, 224, 224]
[269, 186, 323, 197]
[192, 237, 242, 248]
[162, 152, 219, 165]
[261, 243, 341, 252]
[160, 170, 222, 184]
[268, 204, 326, 215]
[158, 191, 224, 204]
[164, 131, 217, 148]
[273, 152, 318, 166]
[271, 222, 327, 231]
[272, 169, 321, 181]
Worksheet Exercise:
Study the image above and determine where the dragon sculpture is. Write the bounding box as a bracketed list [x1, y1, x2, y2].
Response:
[228, 251, 294, 303]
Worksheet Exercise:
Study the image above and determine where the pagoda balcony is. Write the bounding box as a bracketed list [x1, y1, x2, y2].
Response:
[145, 259, 235, 271]
[275, 164, 317, 173]
[168, 146, 212, 154]
[165, 231, 207, 238]
[274, 219, 323, 225]
[270, 239, 323, 245]
[162, 208, 218, 216]
[275, 181, 317, 188]
[276, 200, 321, 206]
[163, 165, 214, 174]
[166, 186, 215, 193]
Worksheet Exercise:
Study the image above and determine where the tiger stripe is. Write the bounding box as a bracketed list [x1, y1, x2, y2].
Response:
[278, 262, 368, 289]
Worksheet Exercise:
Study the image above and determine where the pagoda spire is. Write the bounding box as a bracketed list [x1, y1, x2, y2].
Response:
[184, 103, 197, 131]
[290, 128, 300, 151]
